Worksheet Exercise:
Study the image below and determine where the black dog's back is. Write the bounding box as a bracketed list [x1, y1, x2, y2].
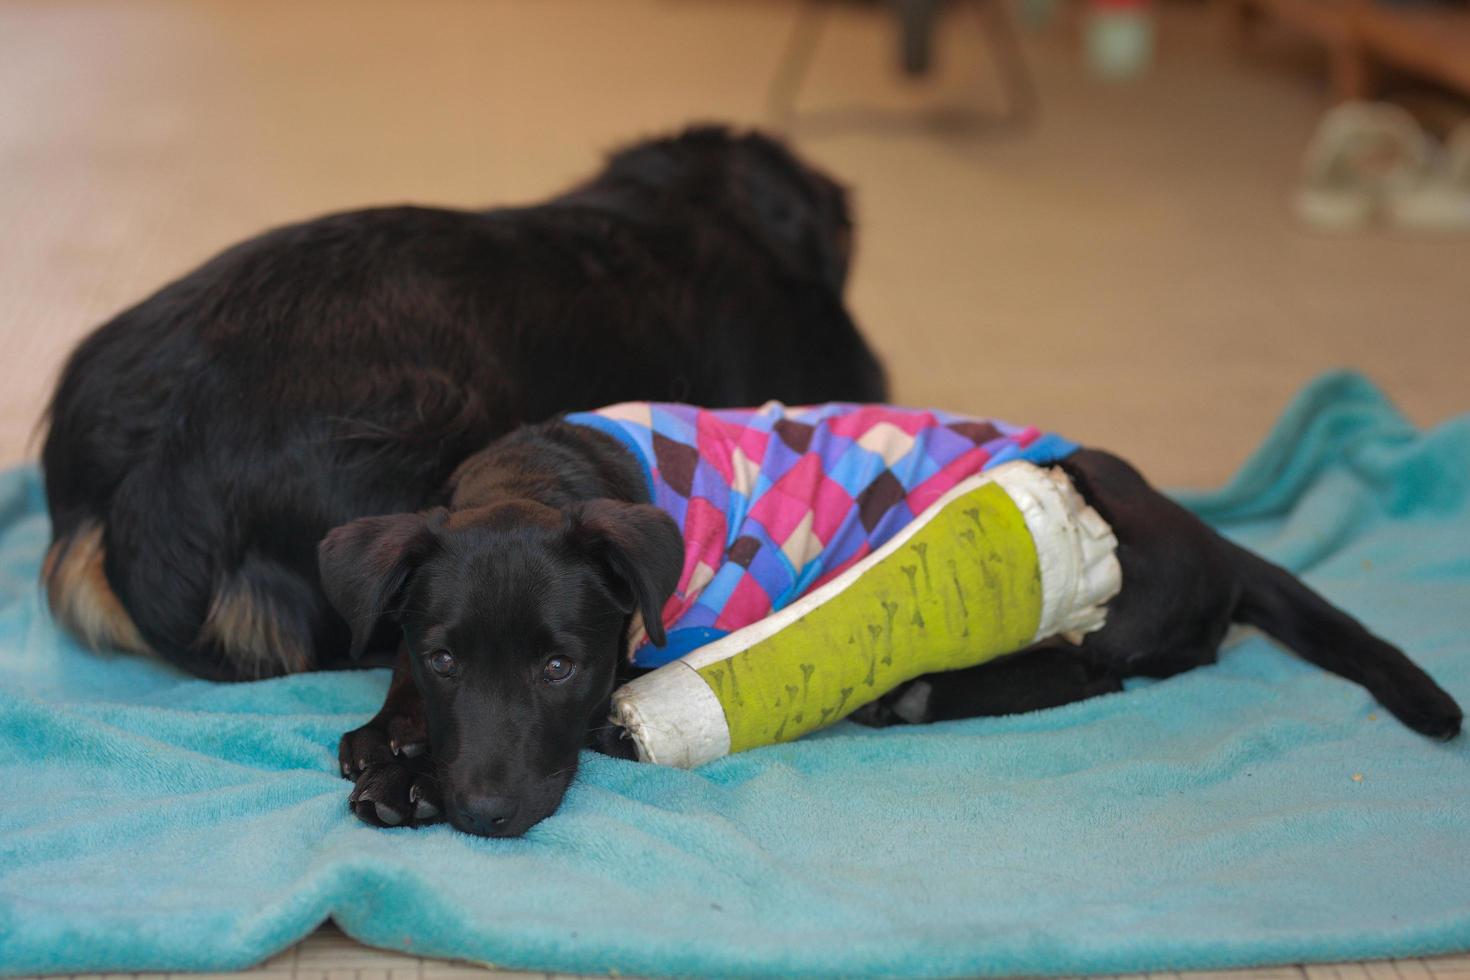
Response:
[42, 128, 886, 680]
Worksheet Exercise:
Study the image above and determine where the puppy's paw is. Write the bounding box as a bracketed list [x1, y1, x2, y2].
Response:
[847, 700, 902, 728]
[348, 761, 444, 828]
[338, 715, 429, 780]
[1387, 686, 1464, 741]
[338, 724, 393, 780]
[588, 722, 639, 760]
[848, 681, 932, 728]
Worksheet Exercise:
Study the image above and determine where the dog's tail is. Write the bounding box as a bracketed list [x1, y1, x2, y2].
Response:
[43, 518, 152, 658]
[39, 301, 346, 681]
[43, 459, 326, 682]
[1227, 541, 1462, 739]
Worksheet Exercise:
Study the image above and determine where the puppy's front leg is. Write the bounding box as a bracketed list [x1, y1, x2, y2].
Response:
[339, 646, 428, 773]
[339, 647, 444, 827]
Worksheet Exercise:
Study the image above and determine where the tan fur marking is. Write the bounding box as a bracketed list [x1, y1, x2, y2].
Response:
[43, 523, 152, 656]
[198, 579, 311, 678]
[624, 609, 648, 663]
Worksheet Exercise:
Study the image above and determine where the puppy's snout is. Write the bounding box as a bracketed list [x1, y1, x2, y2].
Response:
[452, 793, 521, 837]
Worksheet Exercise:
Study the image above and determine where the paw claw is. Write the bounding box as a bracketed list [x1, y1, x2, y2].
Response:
[345, 752, 443, 830]
[408, 779, 441, 820]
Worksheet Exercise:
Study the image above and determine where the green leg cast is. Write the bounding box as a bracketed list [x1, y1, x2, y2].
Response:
[611, 461, 1121, 768]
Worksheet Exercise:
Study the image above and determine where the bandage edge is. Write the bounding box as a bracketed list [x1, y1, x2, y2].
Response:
[611, 661, 731, 768]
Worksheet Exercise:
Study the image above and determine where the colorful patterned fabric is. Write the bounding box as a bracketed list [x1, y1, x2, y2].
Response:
[565, 402, 1078, 668]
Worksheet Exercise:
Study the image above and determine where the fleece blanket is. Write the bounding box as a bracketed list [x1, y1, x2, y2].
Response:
[0, 371, 1467, 979]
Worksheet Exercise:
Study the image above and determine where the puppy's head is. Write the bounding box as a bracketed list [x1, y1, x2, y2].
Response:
[603, 125, 854, 292]
[318, 499, 682, 837]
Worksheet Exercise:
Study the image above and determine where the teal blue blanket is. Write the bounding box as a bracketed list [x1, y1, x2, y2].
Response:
[1, 372, 1466, 978]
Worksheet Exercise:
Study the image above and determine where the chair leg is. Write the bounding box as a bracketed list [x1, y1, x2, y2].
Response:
[1330, 39, 1374, 102]
[766, 0, 832, 126]
[765, 0, 1039, 137]
[975, 0, 1039, 127]
[898, 0, 943, 75]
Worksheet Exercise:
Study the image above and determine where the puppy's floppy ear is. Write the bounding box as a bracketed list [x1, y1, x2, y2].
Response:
[318, 509, 445, 659]
[573, 500, 683, 648]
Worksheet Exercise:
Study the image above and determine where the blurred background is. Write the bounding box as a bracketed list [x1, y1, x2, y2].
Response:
[1, 0, 1468, 490]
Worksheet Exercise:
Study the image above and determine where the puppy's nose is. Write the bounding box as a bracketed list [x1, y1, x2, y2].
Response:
[454, 793, 520, 836]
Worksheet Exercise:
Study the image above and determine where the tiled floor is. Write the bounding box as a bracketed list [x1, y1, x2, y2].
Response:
[17, 924, 1470, 980]
[2, 0, 1467, 977]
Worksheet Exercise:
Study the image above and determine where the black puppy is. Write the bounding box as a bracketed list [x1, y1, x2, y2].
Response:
[40, 126, 885, 682]
[318, 411, 1462, 838]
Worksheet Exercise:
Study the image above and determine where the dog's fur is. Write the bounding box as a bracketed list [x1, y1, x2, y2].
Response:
[319, 419, 1464, 838]
[40, 126, 886, 682]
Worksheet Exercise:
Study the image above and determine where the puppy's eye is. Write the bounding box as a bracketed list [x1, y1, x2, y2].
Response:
[542, 656, 575, 683]
[427, 649, 456, 676]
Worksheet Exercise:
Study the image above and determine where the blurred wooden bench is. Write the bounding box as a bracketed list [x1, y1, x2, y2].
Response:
[1224, 0, 1470, 101]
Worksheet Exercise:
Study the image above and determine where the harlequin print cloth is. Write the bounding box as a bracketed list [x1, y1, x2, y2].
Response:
[565, 401, 1078, 666]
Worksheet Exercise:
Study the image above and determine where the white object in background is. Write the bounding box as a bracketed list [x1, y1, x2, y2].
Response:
[1387, 120, 1470, 232]
[1084, 0, 1156, 81]
[1293, 101, 1433, 231]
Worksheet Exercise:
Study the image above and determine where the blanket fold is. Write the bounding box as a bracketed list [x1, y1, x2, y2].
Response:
[1, 371, 1466, 978]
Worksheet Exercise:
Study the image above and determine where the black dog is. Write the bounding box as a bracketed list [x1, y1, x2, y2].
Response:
[41, 126, 886, 683]
[319, 412, 1462, 838]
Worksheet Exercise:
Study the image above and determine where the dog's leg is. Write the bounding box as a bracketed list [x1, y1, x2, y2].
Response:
[858, 446, 1461, 739]
[849, 644, 1124, 727]
[1225, 527, 1463, 737]
[339, 648, 444, 827]
[338, 649, 429, 775]
[1059, 448, 1462, 739]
